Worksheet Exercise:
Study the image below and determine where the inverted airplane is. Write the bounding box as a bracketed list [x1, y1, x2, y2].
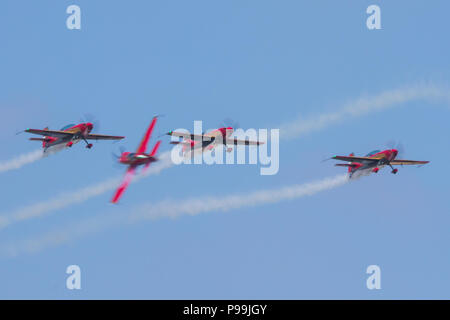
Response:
[111, 116, 161, 204]
[332, 148, 429, 179]
[25, 122, 124, 152]
[167, 126, 264, 157]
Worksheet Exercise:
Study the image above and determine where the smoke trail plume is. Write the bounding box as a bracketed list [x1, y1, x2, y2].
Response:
[1, 174, 348, 256]
[280, 84, 450, 139]
[1, 83, 447, 246]
[0, 149, 43, 173]
[0, 151, 173, 229]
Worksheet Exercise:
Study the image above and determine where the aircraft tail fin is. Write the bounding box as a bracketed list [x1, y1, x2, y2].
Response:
[35, 127, 50, 148]
[348, 153, 355, 173]
[29, 137, 48, 148]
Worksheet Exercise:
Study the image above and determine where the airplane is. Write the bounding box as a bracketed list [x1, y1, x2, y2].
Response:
[166, 126, 264, 158]
[24, 122, 124, 153]
[331, 148, 429, 179]
[111, 116, 162, 204]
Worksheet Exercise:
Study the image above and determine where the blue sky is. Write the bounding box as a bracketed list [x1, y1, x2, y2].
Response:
[0, 1, 449, 299]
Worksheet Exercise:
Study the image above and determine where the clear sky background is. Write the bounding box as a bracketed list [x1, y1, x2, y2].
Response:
[0, 1, 449, 299]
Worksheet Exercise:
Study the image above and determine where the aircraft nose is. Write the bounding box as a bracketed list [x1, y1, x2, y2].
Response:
[86, 122, 93, 131]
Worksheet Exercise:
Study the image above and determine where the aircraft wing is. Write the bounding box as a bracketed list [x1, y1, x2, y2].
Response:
[85, 134, 124, 141]
[390, 160, 429, 165]
[167, 131, 207, 141]
[225, 138, 264, 146]
[25, 128, 74, 138]
[149, 140, 162, 157]
[136, 117, 158, 153]
[332, 155, 379, 163]
[111, 166, 136, 204]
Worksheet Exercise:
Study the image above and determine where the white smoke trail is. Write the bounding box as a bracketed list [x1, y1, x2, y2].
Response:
[0, 149, 43, 173]
[0, 151, 173, 229]
[1, 84, 447, 233]
[279, 84, 450, 139]
[1, 174, 349, 256]
[131, 173, 348, 221]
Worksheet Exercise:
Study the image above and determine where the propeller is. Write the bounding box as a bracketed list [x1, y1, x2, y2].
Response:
[111, 156, 124, 169]
[111, 146, 127, 168]
[80, 113, 101, 133]
[220, 118, 241, 130]
[111, 152, 120, 160]
[112, 146, 126, 159]
[385, 140, 405, 158]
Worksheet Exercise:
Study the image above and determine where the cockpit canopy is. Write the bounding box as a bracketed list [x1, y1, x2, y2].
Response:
[365, 150, 381, 157]
[60, 124, 76, 131]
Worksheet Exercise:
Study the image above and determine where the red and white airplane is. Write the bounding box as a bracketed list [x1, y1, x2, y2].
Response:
[167, 126, 264, 158]
[332, 148, 429, 179]
[25, 122, 124, 153]
[111, 116, 161, 204]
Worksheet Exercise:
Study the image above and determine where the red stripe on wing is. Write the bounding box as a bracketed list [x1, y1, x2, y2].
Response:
[150, 140, 161, 157]
[136, 117, 158, 154]
[111, 166, 136, 204]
